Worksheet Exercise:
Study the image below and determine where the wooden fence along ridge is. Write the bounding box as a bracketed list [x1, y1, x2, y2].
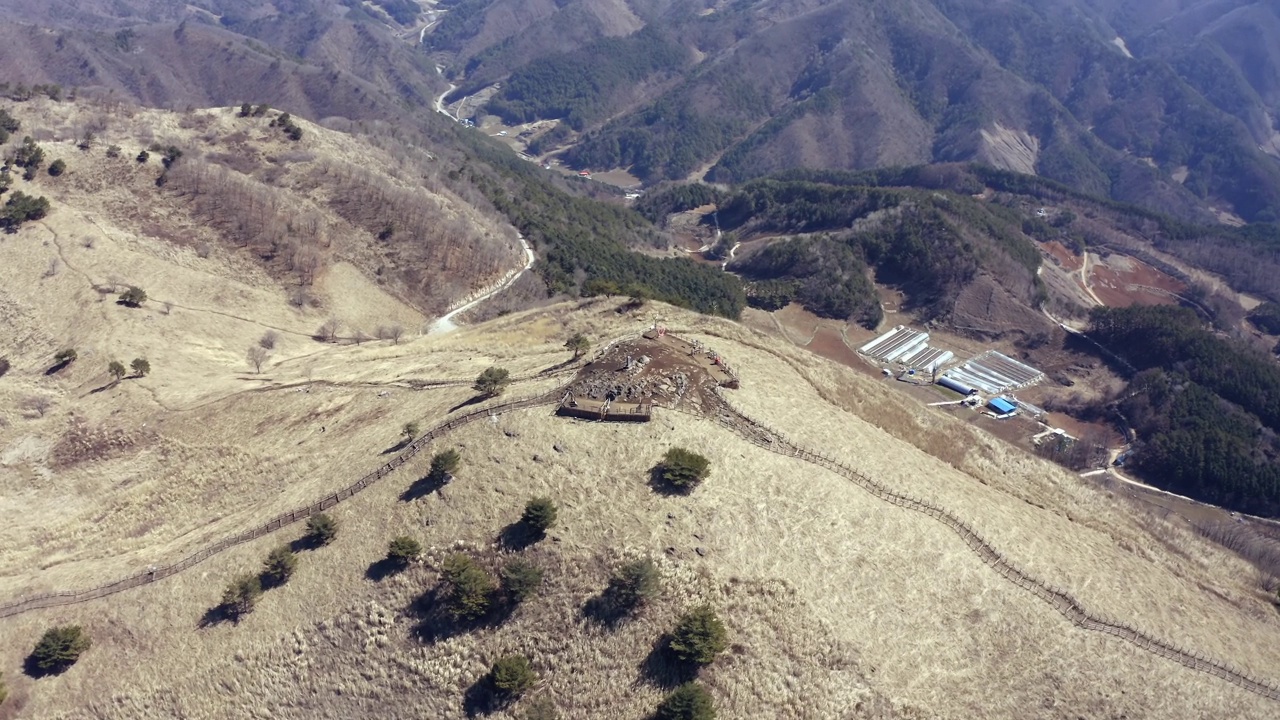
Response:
[0, 345, 1276, 704]
[697, 398, 1280, 703]
[0, 388, 563, 619]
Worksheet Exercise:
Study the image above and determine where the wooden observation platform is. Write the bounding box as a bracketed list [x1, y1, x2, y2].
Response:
[556, 393, 653, 422]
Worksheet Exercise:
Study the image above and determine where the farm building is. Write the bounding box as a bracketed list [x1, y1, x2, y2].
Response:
[941, 351, 1044, 395]
[937, 376, 976, 396]
[987, 397, 1018, 416]
[860, 326, 929, 363]
[859, 326, 956, 373]
[899, 346, 955, 374]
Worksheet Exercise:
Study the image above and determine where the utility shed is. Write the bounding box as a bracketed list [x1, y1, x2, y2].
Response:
[988, 397, 1017, 415]
[938, 376, 975, 396]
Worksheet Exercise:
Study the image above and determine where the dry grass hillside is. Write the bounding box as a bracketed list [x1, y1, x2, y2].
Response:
[1, 254, 1279, 719]
[2, 97, 523, 313]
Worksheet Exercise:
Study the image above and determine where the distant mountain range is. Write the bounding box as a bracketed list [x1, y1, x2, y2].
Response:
[4, 0, 1280, 228]
[431, 0, 1280, 223]
[0, 0, 443, 124]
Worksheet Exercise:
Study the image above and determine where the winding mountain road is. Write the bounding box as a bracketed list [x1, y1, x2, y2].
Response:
[434, 65, 458, 121]
[428, 234, 535, 335]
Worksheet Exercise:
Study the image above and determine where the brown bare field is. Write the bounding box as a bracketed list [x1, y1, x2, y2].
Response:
[1043, 241, 1083, 272]
[1088, 253, 1188, 308]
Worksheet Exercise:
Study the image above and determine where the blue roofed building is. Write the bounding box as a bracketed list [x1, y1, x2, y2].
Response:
[987, 397, 1017, 416]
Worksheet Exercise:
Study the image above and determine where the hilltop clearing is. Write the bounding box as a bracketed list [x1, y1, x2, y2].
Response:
[0, 289, 1279, 717]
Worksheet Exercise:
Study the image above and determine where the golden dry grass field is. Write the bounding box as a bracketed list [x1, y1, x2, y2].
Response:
[1, 103, 1279, 719]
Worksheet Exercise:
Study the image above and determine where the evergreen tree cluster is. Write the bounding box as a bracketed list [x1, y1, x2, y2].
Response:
[1089, 305, 1280, 516]
[453, 136, 744, 317]
[1, 190, 50, 231]
[486, 28, 689, 131]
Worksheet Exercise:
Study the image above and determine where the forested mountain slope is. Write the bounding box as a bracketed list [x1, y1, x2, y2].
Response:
[433, 0, 1280, 224]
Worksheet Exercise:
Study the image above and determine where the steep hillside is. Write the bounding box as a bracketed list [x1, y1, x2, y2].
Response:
[0, 97, 524, 324]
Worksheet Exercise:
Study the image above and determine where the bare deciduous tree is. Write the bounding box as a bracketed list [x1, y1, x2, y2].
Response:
[258, 330, 280, 350]
[317, 318, 341, 343]
[376, 324, 405, 344]
[22, 395, 53, 418]
[247, 345, 270, 374]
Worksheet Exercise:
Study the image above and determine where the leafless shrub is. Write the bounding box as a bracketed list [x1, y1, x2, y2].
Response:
[317, 317, 341, 343]
[352, 329, 370, 345]
[163, 301, 173, 315]
[204, 152, 260, 175]
[22, 395, 53, 418]
[195, 242, 211, 259]
[258, 330, 280, 350]
[162, 159, 330, 286]
[81, 236, 95, 249]
[376, 324, 405, 344]
[289, 287, 312, 308]
[1257, 569, 1279, 598]
[247, 345, 270, 373]
[52, 417, 137, 468]
[44, 258, 60, 278]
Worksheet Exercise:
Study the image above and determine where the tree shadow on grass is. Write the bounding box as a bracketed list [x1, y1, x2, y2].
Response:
[639, 634, 699, 690]
[538, 357, 578, 375]
[365, 557, 405, 582]
[197, 604, 234, 629]
[409, 586, 467, 644]
[462, 674, 510, 717]
[381, 438, 411, 455]
[400, 472, 449, 502]
[449, 394, 489, 413]
[409, 586, 514, 645]
[23, 653, 76, 679]
[581, 586, 637, 630]
[289, 535, 328, 553]
[498, 520, 543, 551]
[647, 466, 693, 497]
[44, 360, 72, 376]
